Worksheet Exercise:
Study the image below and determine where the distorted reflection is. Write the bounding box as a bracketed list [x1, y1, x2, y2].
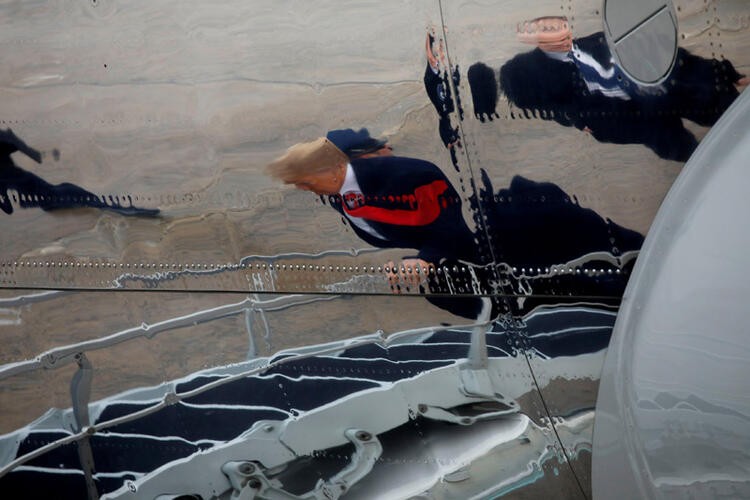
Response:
[424, 30, 463, 170]
[325, 128, 393, 159]
[468, 16, 748, 161]
[268, 132, 643, 317]
[268, 131, 477, 317]
[468, 61, 500, 123]
[0, 129, 158, 216]
[1, 300, 591, 499]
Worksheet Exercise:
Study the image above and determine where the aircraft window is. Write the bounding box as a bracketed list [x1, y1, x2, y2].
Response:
[604, 0, 679, 84]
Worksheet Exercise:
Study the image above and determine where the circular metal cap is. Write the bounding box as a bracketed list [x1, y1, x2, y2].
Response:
[604, 0, 679, 84]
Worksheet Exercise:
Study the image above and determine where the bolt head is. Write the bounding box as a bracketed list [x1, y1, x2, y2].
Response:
[240, 463, 255, 474]
[355, 431, 372, 441]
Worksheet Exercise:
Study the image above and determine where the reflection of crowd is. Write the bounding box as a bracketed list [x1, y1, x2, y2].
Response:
[468, 16, 747, 161]
[0, 129, 158, 216]
[268, 130, 643, 318]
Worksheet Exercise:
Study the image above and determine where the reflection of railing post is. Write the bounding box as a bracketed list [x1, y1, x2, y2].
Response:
[467, 297, 491, 369]
[461, 298, 497, 399]
[245, 306, 257, 360]
[70, 352, 99, 500]
[71, 353, 92, 430]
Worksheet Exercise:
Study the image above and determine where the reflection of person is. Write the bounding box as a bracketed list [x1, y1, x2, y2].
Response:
[472, 16, 747, 161]
[267, 135, 644, 317]
[0, 129, 158, 216]
[268, 135, 479, 268]
[475, 168, 642, 272]
[468, 62, 499, 123]
[424, 31, 462, 169]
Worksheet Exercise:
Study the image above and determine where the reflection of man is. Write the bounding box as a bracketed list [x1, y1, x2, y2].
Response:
[472, 16, 747, 161]
[268, 132, 487, 317]
[424, 31, 462, 169]
[267, 134, 480, 274]
[267, 132, 644, 317]
[0, 129, 158, 216]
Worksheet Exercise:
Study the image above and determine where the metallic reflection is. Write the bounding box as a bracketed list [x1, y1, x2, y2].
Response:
[0, 290, 594, 498]
[1, 0, 749, 497]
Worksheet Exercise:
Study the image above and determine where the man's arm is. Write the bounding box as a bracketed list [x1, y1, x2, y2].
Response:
[385, 258, 435, 294]
[0, 129, 42, 164]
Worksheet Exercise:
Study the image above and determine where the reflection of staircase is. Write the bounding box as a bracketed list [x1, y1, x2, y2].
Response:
[0, 300, 614, 499]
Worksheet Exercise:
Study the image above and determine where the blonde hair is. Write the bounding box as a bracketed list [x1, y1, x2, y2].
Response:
[266, 137, 348, 183]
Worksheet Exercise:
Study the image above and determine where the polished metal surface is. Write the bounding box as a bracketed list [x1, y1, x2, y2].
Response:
[592, 90, 750, 499]
[0, 290, 577, 499]
[1, 0, 749, 498]
[522, 300, 621, 498]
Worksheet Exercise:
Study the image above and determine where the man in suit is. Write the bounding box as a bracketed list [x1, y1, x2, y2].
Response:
[470, 16, 747, 162]
[268, 134, 488, 317]
[424, 31, 463, 170]
[267, 135, 480, 270]
[267, 134, 644, 317]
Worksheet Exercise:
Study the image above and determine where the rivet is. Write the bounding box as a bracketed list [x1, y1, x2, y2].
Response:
[355, 430, 372, 441]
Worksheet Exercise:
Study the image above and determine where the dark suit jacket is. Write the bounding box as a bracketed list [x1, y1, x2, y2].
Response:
[323, 157, 645, 316]
[327, 156, 481, 266]
[327, 156, 645, 269]
[497, 32, 740, 161]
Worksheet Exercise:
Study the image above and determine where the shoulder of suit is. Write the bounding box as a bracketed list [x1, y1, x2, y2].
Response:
[351, 156, 447, 189]
[351, 156, 442, 172]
